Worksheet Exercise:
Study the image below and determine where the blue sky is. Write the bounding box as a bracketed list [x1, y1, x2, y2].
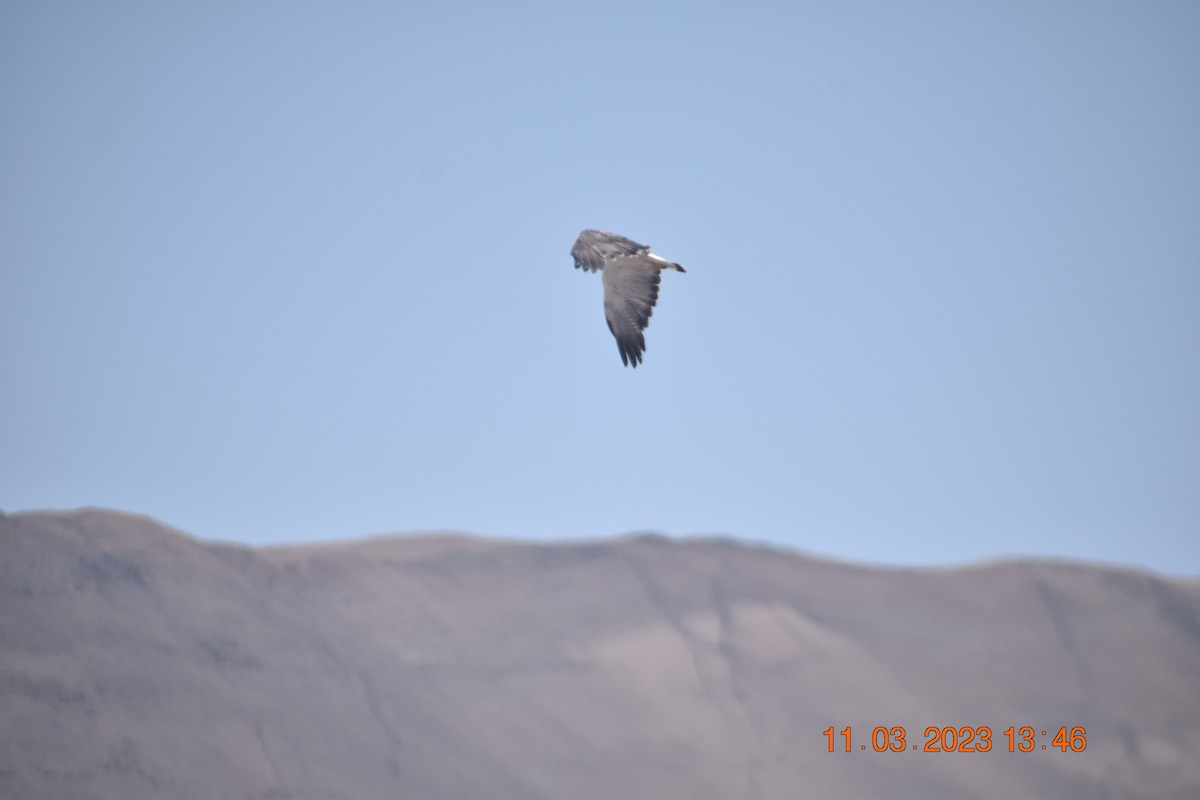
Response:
[3, 1, 1198, 575]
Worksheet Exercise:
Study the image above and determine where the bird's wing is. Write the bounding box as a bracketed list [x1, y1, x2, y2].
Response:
[601, 257, 662, 367]
[571, 229, 650, 273]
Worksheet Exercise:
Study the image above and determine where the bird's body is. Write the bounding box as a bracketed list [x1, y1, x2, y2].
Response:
[570, 229, 686, 367]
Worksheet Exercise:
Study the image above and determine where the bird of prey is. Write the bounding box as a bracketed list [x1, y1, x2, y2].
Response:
[570, 229, 687, 367]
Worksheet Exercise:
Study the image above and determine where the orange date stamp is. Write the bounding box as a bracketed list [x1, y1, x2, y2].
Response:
[823, 725, 1088, 753]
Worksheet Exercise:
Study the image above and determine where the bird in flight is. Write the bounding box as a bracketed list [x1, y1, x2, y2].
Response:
[570, 229, 687, 367]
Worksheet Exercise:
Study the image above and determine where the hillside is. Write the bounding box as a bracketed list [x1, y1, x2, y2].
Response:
[1, 508, 1198, 799]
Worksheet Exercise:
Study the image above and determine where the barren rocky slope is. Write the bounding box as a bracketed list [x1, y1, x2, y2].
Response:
[2, 508, 1198, 798]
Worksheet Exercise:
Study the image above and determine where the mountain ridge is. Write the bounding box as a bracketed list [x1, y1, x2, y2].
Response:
[12, 505, 1190, 580]
[2, 507, 1198, 799]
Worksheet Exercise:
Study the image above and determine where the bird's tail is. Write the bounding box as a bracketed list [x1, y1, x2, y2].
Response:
[648, 252, 686, 273]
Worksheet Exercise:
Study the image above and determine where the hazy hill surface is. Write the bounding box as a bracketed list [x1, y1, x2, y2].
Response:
[1, 509, 1198, 799]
